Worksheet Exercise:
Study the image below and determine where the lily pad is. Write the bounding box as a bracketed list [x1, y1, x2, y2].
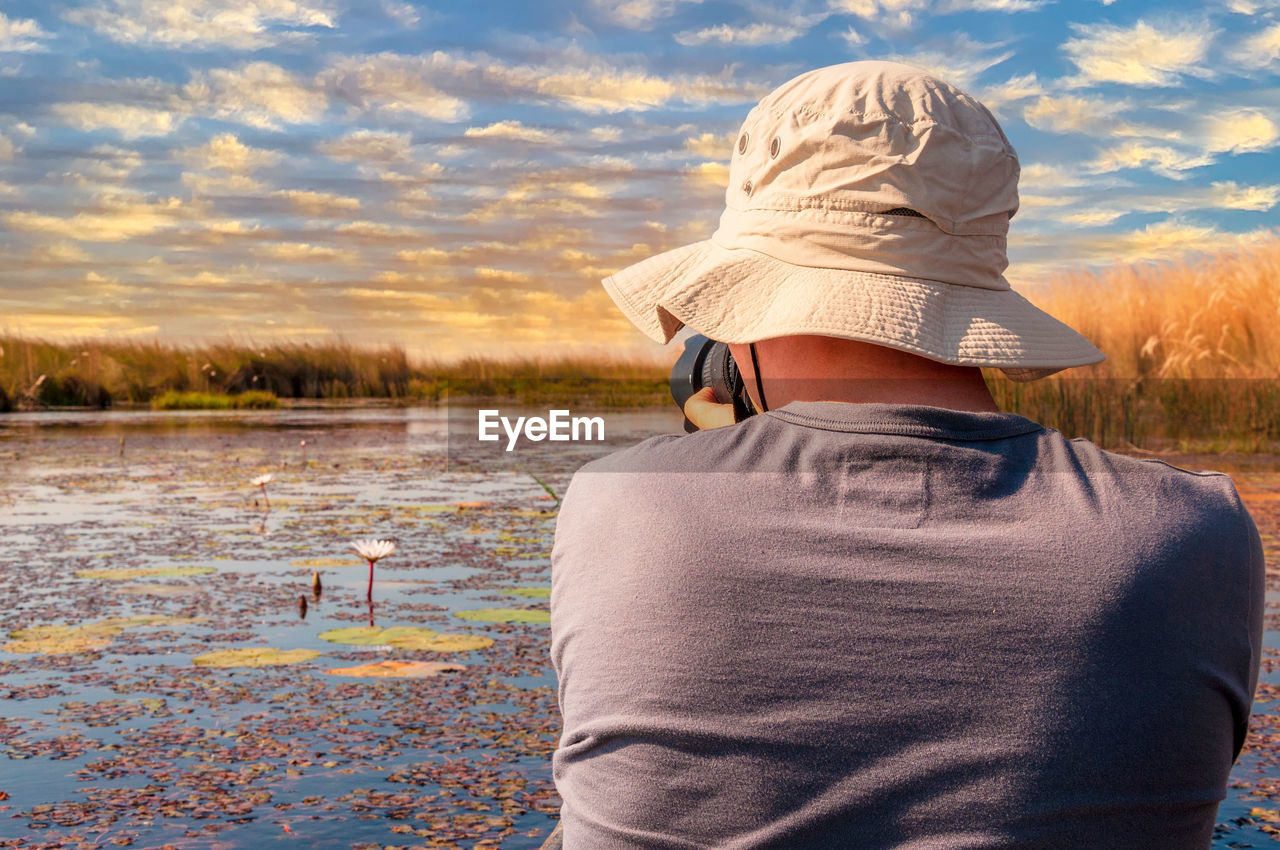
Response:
[502, 587, 551, 598]
[324, 660, 465, 679]
[397, 633, 494, 652]
[7, 616, 206, 648]
[192, 648, 321, 668]
[319, 626, 494, 652]
[454, 607, 551, 624]
[318, 626, 401, 645]
[94, 615, 206, 630]
[3, 634, 113, 655]
[73, 566, 216, 580]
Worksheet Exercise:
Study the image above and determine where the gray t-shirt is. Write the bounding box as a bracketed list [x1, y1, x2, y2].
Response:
[550, 401, 1265, 849]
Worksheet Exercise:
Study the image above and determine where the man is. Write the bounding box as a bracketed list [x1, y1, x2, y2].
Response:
[548, 61, 1265, 848]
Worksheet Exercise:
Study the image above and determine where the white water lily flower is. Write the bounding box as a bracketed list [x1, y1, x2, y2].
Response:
[351, 539, 396, 562]
[250, 474, 274, 487]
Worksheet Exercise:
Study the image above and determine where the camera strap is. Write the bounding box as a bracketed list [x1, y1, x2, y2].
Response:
[749, 342, 769, 413]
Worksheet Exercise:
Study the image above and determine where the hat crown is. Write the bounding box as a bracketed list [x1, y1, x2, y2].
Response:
[726, 60, 1020, 237]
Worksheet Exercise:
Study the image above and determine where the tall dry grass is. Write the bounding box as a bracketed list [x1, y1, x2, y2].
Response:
[984, 231, 1280, 451]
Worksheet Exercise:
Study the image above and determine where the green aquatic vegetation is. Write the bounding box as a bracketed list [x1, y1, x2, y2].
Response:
[318, 626, 494, 652]
[4, 616, 205, 654]
[73, 566, 217, 580]
[4, 633, 113, 655]
[455, 607, 551, 624]
[150, 390, 280, 410]
[502, 587, 551, 598]
[192, 648, 322, 668]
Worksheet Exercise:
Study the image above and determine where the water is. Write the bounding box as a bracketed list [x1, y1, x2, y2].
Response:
[1, 405, 1277, 847]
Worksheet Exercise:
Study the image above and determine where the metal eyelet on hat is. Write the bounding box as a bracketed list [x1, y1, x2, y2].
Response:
[741, 179, 753, 196]
[769, 137, 780, 158]
[738, 133, 749, 155]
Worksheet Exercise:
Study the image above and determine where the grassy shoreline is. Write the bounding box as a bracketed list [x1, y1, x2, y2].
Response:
[4, 234, 1278, 452]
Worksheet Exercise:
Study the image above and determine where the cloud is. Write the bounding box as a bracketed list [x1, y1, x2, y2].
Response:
[463, 174, 617, 223]
[674, 21, 812, 46]
[338, 285, 644, 351]
[381, 0, 419, 26]
[1207, 180, 1280, 210]
[1012, 219, 1274, 278]
[1241, 24, 1280, 67]
[181, 172, 267, 195]
[1020, 162, 1097, 191]
[319, 49, 764, 117]
[1203, 109, 1279, 154]
[888, 34, 1013, 89]
[4, 194, 194, 241]
[319, 54, 469, 122]
[176, 133, 282, 173]
[475, 267, 534, 284]
[1089, 141, 1212, 177]
[589, 0, 705, 30]
[1228, 0, 1280, 13]
[942, 0, 1051, 9]
[0, 12, 51, 52]
[1023, 94, 1124, 133]
[840, 25, 866, 46]
[62, 0, 335, 50]
[684, 131, 734, 158]
[830, 0, 928, 31]
[271, 189, 361, 216]
[255, 241, 356, 263]
[464, 120, 557, 143]
[184, 61, 327, 129]
[1061, 19, 1214, 87]
[687, 161, 730, 188]
[975, 72, 1044, 116]
[396, 247, 450, 266]
[1104, 219, 1265, 262]
[49, 102, 183, 139]
[0, 133, 13, 161]
[319, 129, 413, 163]
[1058, 210, 1125, 227]
[333, 221, 424, 240]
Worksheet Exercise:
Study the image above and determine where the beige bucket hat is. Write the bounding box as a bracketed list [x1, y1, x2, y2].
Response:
[601, 60, 1105, 382]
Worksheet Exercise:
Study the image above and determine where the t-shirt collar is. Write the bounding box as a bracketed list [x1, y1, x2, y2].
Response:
[767, 400, 1044, 441]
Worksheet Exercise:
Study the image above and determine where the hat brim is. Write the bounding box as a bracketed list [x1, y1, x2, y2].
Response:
[602, 240, 1105, 383]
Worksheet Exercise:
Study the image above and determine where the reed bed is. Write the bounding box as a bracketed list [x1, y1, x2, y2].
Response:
[0, 338, 669, 411]
[2, 232, 1278, 451]
[983, 230, 1280, 452]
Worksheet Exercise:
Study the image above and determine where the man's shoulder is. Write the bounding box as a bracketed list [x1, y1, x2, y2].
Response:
[1060, 436, 1251, 533]
[574, 417, 768, 476]
[1067, 435, 1241, 491]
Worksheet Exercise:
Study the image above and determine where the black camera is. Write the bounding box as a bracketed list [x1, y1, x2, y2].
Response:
[669, 334, 757, 432]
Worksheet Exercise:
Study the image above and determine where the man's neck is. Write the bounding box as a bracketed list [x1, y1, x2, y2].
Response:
[755, 375, 1003, 414]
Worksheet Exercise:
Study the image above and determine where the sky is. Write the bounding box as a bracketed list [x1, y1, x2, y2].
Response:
[0, 0, 1277, 360]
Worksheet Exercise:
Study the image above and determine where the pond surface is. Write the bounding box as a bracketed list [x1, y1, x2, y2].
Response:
[1, 406, 1278, 848]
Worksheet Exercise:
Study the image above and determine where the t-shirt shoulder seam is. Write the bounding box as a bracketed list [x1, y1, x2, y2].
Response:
[1065, 437, 1235, 478]
[1131, 457, 1235, 478]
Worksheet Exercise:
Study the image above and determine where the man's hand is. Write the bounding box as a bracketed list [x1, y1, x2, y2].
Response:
[683, 386, 737, 430]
